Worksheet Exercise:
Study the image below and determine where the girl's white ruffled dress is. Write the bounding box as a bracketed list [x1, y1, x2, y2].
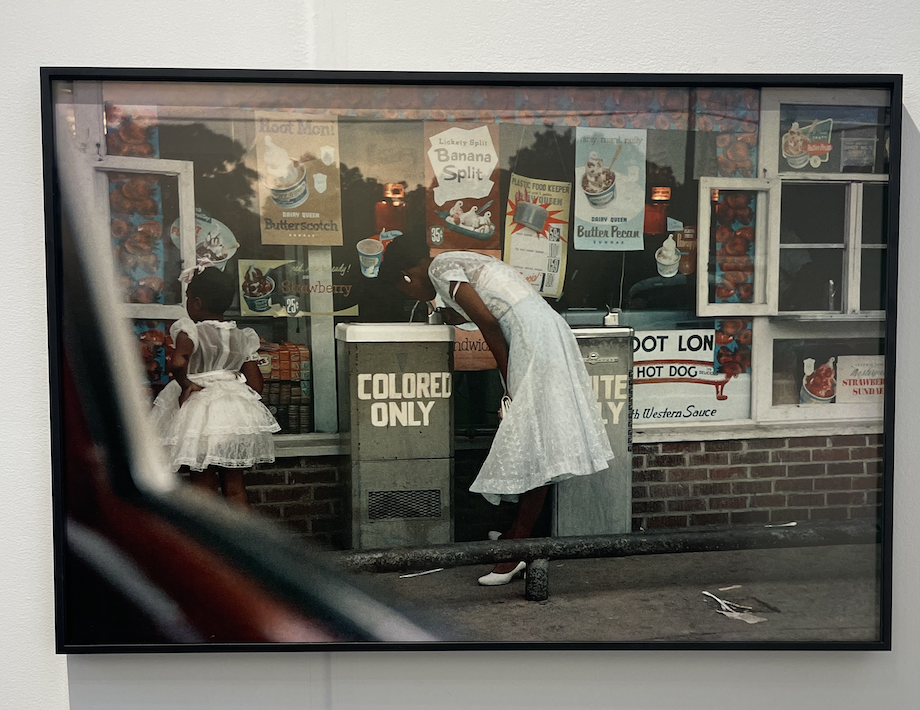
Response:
[151, 318, 280, 472]
[429, 252, 613, 505]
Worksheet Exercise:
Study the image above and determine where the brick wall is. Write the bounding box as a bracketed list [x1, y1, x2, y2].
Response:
[243, 456, 347, 548]
[631, 434, 883, 531]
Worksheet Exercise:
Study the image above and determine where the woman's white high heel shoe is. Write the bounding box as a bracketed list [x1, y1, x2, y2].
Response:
[478, 561, 526, 586]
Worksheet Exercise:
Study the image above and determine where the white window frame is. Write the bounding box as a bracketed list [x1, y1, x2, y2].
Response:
[696, 177, 780, 317]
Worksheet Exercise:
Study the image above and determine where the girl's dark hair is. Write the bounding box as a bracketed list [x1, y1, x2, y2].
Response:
[187, 266, 236, 314]
[377, 234, 430, 284]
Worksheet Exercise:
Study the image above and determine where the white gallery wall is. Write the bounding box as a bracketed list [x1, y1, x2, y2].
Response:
[2, 1, 919, 708]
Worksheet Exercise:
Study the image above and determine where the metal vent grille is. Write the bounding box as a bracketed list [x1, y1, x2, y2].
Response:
[368, 489, 441, 520]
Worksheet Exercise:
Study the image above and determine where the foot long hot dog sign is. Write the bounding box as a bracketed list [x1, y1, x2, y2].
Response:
[632, 330, 751, 423]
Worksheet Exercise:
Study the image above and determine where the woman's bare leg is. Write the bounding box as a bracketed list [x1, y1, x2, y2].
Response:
[218, 468, 251, 510]
[491, 485, 548, 574]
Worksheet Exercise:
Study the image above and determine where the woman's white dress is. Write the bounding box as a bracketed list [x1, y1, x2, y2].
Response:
[429, 251, 613, 505]
[151, 318, 280, 472]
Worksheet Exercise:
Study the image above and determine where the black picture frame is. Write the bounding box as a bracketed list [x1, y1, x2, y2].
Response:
[44, 68, 900, 652]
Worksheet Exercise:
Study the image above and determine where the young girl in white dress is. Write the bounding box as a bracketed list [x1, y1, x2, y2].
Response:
[151, 264, 279, 508]
[379, 237, 613, 585]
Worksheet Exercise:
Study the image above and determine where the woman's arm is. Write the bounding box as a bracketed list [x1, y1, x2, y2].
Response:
[170, 331, 202, 406]
[241, 360, 264, 395]
[452, 282, 510, 396]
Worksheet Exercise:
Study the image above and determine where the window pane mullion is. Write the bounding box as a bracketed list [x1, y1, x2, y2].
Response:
[845, 183, 863, 314]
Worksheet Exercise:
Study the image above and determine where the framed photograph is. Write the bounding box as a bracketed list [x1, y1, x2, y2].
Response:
[44, 69, 899, 651]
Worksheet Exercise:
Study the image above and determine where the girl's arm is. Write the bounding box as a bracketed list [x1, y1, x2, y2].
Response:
[170, 331, 201, 406]
[451, 282, 510, 397]
[241, 360, 264, 395]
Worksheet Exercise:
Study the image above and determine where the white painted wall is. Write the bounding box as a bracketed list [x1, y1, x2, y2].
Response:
[3, 0, 919, 707]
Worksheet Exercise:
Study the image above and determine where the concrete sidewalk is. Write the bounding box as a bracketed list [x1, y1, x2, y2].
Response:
[353, 544, 880, 643]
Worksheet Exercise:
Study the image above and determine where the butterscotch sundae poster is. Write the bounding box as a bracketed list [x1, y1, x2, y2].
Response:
[255, 112, 343, 247]
[425, 123, 501, 251]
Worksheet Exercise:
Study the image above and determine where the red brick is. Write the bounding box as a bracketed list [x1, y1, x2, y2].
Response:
[633, 500, 665, 514]
[283, 501, 333, 518]
[646, 515, 689, 529]
[746, 438, 787, 450]
[771, 449, 811, 463]
[770, 509, 811, 523]
[750, 465, 787, 479]
[263, 487, 311, 504]
[730, 510, 771, 525]
[710, 496, 748, 510]
[775, 478, 814, 492]
[632, 455, 647, 469]
[732, 480, 772, 495]
[690, 512, 730, 526]
[849, 505, 881, 519]
[710, 467, 749, 480]
[810, 507, 849, 521]
[828, 462, 865, 476]
[730, 451, 770, 465]
[311, 517, 343, 534]
[668, 498, 707, 512]
[811, 448, 850, 462]
[649, 483, 691, 498]
[246, 490, 262, 505]
[632, 485, 649, 499]
[751, 494, 785, 508]
[787, 436, 828, 448]
[788, 493, 825, 507]
[850, 475, 882, 490]
[312, 485, 344, 500]
[866, 434, 883, 446]
[689, 453, 729, 466]
[282, 518, 312, 534]
[866, 491, 880, 506]
[244, 470, 288, 486]
[828, 491, 866, 506]
[830, 435, 867, 447]
[866, 459, 884, 474]
[662, 442, 702, 453]
[633, 443, 660, 455]
[814, 477, 851, 491]
[668, 468, 709, 482]
[289, 468, 337, 485]
[850, 446, 883, 461]
[704, 440, 744, 452]
[693, 482, 732, 496]
[787, 463, 826, 478]
[649, 454, 687, 467]
[633, 469, 667, 482]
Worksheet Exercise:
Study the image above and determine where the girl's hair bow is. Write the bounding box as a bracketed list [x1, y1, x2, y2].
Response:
[178, 258, 215, 284]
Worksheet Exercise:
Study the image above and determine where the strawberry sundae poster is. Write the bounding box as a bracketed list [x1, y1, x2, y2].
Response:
[425, 123, 501, 251]
[502, 173, 570, 298]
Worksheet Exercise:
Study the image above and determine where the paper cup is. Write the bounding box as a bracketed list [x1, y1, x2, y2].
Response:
[357, 238, 384, 278]
[655, 249, 680, 278]
[243, 276, 275, 312]
[265, 165, 309, 208]
[583, 174, 617, 207]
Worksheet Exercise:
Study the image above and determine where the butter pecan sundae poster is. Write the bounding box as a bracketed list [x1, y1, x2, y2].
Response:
[255, 112, 343, 247]
[573, 127, 647, 251]
[503, 173, 570, 298]
[425, 123, 501, 251]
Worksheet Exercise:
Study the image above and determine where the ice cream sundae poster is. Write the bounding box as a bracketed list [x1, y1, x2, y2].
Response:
[254, 112, 343, 247]
[238, 259, 359, 318]
[632, 329, 751, 424]
[780, 118, 833, 171]
[502, 173, 570, 298]
[425, 123, 501, 251]
[573, 127, 647, 252]
[834, 355, 884, 406]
